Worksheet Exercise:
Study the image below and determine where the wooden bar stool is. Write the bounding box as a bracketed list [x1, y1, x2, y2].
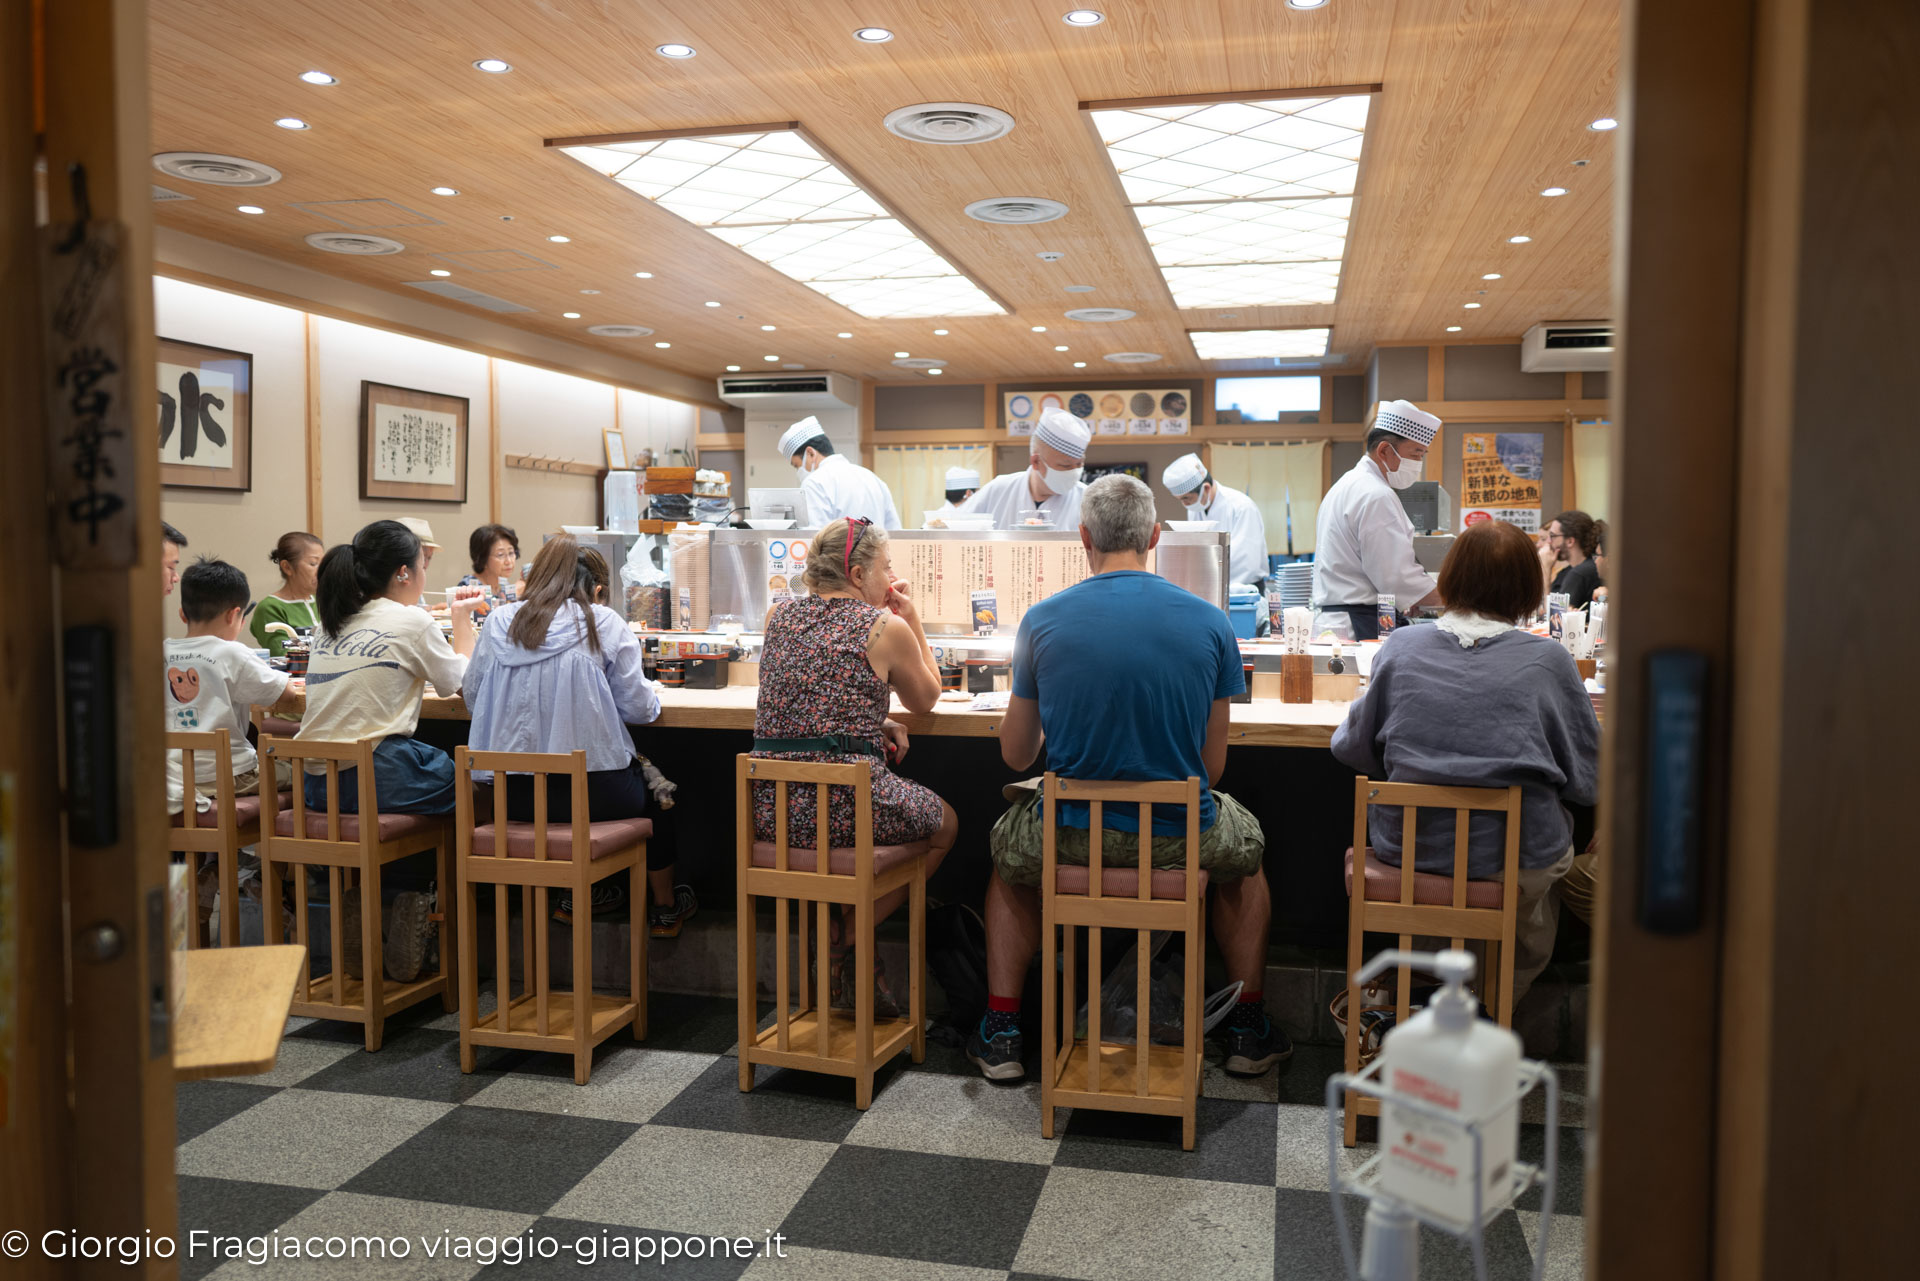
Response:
[257, 734, 457, 1051]
[735, 755, 928, 1110]
[453, 748, 649, 1085]
[1039, 773, 1208, 1151]
[1341, 778, 1524, 1146]
[167, 728, 271, 949]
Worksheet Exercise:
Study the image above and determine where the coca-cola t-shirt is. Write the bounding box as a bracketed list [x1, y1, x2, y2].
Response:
[297, 597, 468, 771]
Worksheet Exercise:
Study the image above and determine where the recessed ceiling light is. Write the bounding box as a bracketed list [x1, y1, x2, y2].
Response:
[474, 59, 512, 73]
[1482, 273, 1502, 280]
[760, 324, 776, 331]
[853, 27, 893, 43]
[1540, 186, 1568, 197]
[634, 271, 653, 278]
[274, 117, 309, 130]
[704, 300, 721, 307]
[580, 288, 600, 294]
[1064, 284, 1096, 292]
[563, 311, 581, 319]
[1286, 0, 1331, 8]
[1054, 345, 1069, 351]
[1073, 361, 1087, 368]
[237, 204, 264, 215]
[927, 368, 944, 375]
[430, 186, 459, 196]
[933, 329, 949, 335]
[726, 364, 741, 371]
[299, 70, 337, 86]
[1463, 302, 1481, 309]
[765, 355, 780, 361]
[1031, 325, 1047, 332]
[655, 43, 696, 58]
[894, 351, 910, 358]
[1446, 325, 1462, 332]
[429, 268, 451, 276]
[1590, 117, 1619, 131]
[548, 234, 570, 243]
[1509, 235, 1532, 243]
[1063, 9, 1105, 25]
[838, 332, 853, 338]
[655, 341, 671, 348]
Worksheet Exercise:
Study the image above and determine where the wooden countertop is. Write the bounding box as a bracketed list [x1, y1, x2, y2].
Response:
[394, 685, 1347, 749]
[172, 945, 307, 1081]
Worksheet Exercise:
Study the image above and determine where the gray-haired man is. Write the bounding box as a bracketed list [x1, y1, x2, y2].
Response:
[970, 474, 1286, 1081]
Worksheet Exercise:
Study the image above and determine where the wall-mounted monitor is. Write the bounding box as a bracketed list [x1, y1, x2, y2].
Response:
[1213, 375, 1321, 424]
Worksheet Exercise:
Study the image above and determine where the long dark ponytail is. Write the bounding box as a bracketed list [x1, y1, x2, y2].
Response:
[316, 519, 421, 636]
[509, 534, 602, 656]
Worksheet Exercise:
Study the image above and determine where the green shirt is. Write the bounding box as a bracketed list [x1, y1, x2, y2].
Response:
[249, 595, 318, 657]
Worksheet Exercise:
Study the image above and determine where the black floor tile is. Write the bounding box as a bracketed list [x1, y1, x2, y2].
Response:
[1054, 1096, 1277, 1185]
[780, 1145, 1050, 1272]
[1274, 1186, 1538, 1280]
[341, 1105, 640, 1215]
[471, 1215, 754, 1281]
[1273, 1042, 1349, 1107]
[291, 1026, 525, 1105]
[642, 992, 759, 1056]
[1515, 1121, 1584, 1216]
[650, 1054, 868, 1144]
[176, 1080, 281, 1143]
[175, 1177, 325, 1281]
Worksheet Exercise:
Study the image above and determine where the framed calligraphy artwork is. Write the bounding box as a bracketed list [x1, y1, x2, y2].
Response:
[358, 380, 470, 503]
[157, 337, 252, 492]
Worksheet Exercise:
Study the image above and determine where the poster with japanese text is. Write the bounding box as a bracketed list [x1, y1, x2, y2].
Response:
[1005, 389, 1191, 439]
[1461, 431, 1544, 532]
[358, 381, 470, 502]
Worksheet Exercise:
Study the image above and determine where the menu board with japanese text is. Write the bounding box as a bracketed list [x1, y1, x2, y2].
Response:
[1005, 389, 1191, 439]
[894, 536, 1148, 634]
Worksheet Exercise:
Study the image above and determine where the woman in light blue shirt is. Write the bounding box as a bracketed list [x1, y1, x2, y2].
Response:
[464, 535, 694, 934]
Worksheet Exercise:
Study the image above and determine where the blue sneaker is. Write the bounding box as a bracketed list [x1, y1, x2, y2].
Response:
[967, 1012, 1025, 1082]
[1221, 1006, 1291, 1076]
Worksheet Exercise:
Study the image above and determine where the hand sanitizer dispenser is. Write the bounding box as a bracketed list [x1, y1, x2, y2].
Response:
[1366, 949, 1522, 1225]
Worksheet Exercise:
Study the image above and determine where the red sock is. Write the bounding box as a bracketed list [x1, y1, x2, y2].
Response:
[1237, 989, 1264, 1005]
[987, 994, 1021, 1013]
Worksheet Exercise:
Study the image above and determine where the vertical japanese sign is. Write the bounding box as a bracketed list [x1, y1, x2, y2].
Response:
[1460, 431, 1544, 532]
[39, 222, 137, 568]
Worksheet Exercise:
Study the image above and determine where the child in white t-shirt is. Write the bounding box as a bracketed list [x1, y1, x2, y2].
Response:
[166, 558, 303, 814]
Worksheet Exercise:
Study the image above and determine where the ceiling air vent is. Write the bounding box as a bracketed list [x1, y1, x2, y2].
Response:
[1519, 320, 1614, 372]
[964, 197, 1069, 225]
[585, 324, 654, 338]
[306, 232, 406, 255]
[884, 102, 1017, 145]
[1064, 307, 1135, 323]
[891, 358, 947, 370]
[1103, 352, 1163, 364]
[152, 152, 283, 187]
[152, 184, 193, 203]
[401, 279, 532, 313]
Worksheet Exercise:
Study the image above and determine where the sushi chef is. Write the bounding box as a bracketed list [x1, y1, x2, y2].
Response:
[1311, 399, 1444, 639]
[781, 415, 902, 530]
[1160, 452, 1269, 595]
[927, 465, 981, 525]
[961, 407, 1091, 530]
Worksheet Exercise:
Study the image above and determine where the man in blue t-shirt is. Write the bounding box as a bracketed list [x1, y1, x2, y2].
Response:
[968, 475, 1286, 1082]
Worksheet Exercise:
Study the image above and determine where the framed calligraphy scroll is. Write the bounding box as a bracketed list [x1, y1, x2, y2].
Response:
[157, 338, 252, 492]
[358, 381, 470, 503]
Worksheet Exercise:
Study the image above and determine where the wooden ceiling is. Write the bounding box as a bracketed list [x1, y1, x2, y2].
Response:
[148, 0, 1619, 389]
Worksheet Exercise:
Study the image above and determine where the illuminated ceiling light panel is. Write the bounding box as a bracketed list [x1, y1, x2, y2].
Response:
[1188, 327, 1331, 360]
[556, 127, 1003, 318]
[1088, 94, 1371, 309]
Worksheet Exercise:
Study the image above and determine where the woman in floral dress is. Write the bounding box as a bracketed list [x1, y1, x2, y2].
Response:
[752, 517, 957, 1013]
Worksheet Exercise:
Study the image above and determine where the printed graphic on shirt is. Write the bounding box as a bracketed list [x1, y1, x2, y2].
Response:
[167, 666, 200, 703]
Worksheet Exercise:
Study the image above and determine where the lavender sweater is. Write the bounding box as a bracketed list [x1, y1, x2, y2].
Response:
[1330, 624, 1600, 877]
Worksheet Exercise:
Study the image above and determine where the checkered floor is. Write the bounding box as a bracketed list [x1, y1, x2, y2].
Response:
[175, 988, 1587, 1280]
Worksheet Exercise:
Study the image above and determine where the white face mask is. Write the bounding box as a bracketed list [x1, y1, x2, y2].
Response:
[1181, 486, 1209, 514]
[1383, 443, 1423, 491]
[1039, 461, 1083, 496]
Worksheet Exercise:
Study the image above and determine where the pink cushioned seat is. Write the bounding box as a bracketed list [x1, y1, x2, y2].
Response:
[273, 809, 446, 843]
[1343, 847, 1504, 908]
[1054, 865, 1209, 900]
[750, 840, 929, 877]
[474, 818, 652, 861]
[172, 790, 288, 831]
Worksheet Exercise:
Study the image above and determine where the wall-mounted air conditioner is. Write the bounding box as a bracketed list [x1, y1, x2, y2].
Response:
[716, 371, 859, 410]
[1520, 321, 1615, 373]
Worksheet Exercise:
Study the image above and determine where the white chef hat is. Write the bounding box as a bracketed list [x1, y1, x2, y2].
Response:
[1374, 399, 1441, 447]
[777, 415, 827, 459]
[1161, 452, 1207, 497]
[944, 465, 980, 488]
[1032, 407, 1091, 461]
